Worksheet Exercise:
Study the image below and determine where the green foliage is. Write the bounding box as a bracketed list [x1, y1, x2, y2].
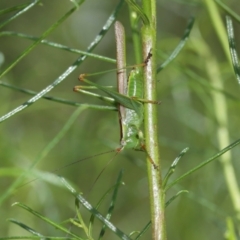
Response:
[1, 0, 240, 239]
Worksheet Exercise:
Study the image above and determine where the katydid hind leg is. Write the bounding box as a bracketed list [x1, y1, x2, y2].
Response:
[136, 130, 158, 169]
[139, 144, 159, 170]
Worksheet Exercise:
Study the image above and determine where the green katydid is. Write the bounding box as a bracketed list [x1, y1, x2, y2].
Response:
[74, 21, 160, 169]
[17, 21, 158, 191]
[17, 17, 195, 188]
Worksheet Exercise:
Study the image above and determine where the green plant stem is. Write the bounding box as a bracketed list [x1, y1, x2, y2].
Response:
[204, 0, 231, 63]
[205, 49, 240, 228]
[141, 1, 166, 239]
[204, 0, 240, 231]
[211, 63, 240, 219]
[128, 6, 142, 63]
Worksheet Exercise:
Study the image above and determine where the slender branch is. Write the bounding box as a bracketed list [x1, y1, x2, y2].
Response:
[141, 0, 166, 239]
[115, 21, 127, 129]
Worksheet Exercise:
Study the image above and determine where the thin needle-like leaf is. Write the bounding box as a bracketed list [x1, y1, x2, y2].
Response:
[215, 0, 240, 23]
[157, 17, 195, 73]
[12, 202, 81, 239]
[163, 147, 189, 188]
[0, 106, 86, 204]
[87, 171, 124, 236]
[0, 0, 40, 29]
[75, 199, 94, 239]
[0, 0, 124, 123]
[0, 81, 117, 110]
[165, 190, 188, 207]
[0, 31, 116, 63]
[61, 177, 132, 240]
[226, 16, 240, 84]
[98, 170, 124, 239]
[134, 221, 151, 240]
[0, 1, 84, 79]
[0, 3, 30, 16]
[8, 219, 44, 237]
[125, 0, 150, 25]
[134, 187, 188, 239]
[166, 138, 240, 191]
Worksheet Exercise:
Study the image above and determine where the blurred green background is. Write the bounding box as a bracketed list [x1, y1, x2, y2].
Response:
[0, 0, 240, 239]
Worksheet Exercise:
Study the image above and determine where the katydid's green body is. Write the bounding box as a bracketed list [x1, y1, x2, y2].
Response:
[120, 67, 144, 150]
[75, 21, 158, 168]
[77, 68, 145, 151]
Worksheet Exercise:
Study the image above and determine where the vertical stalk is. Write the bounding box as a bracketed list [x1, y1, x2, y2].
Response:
[141, 0, 166, 239]
[115, 21, 127, 131]
[196, 37, 240, 232]
[203, 0, 231, 63]
[128, 6, 143, 63]
[204, 0, 240, 232]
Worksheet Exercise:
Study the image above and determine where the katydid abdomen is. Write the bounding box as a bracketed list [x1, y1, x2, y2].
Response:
[120, 66, 144, 150]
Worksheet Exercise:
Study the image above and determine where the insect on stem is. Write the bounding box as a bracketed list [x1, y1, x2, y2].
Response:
[73, 22, 159, 169]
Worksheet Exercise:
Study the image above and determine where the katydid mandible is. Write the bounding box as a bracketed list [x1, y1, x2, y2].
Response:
[75, 21, 159, 169]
